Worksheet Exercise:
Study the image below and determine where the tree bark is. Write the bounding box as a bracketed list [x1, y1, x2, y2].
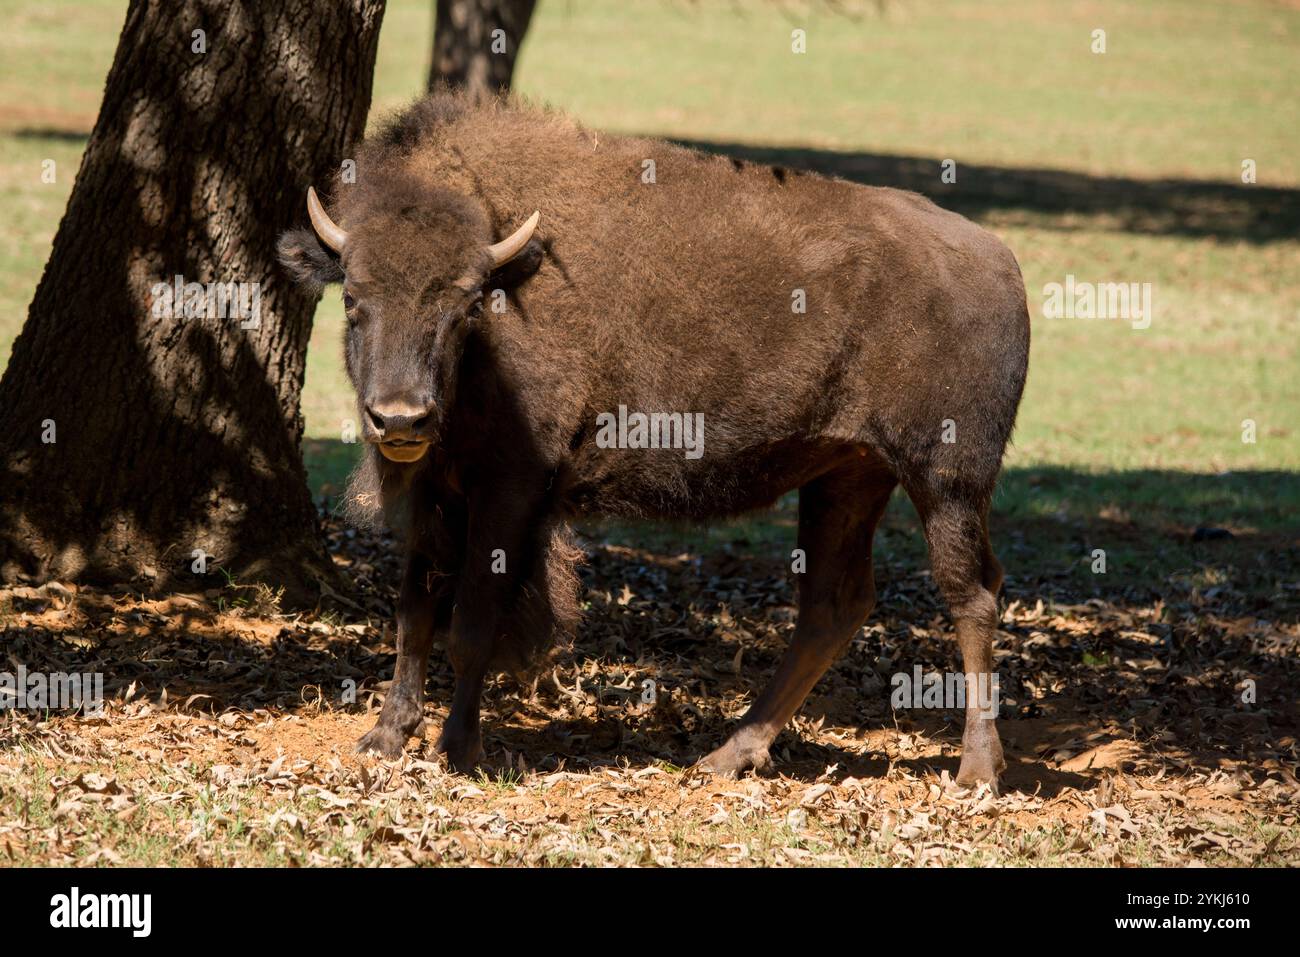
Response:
[0, 0, 386, 603]
[429, 0, 537, 99]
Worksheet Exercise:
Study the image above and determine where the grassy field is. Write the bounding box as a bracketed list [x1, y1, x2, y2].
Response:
[4, 0, 1297, 494]
[1, 0, 1297, 866]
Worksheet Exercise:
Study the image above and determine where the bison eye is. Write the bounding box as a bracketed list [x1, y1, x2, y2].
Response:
[467, 297, 484, 319]
[343, 292, 356, 311]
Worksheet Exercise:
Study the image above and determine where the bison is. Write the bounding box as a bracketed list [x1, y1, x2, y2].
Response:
[278, 92, 1030, 790]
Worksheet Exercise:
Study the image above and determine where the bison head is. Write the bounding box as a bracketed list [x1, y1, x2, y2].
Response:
[278, 180, 539, 464]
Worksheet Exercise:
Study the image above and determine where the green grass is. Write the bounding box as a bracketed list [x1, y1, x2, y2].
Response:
[512, 1, 1300, 184]
[999, 214, 1300, 473]
[2, 0, 1297, 537]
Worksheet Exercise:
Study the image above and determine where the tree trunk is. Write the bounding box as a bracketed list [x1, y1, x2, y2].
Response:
[429, 0, 537, 99]
[0, 0, 386, 603]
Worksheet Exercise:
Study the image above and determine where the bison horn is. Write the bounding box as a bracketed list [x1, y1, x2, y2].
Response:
[487, 211, 540, 267]
[307, 186, 348, 253]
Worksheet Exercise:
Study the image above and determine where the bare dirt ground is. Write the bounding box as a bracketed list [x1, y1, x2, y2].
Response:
[1, 512, 1296, 866]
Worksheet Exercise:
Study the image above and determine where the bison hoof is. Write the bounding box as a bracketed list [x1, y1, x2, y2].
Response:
[698, 737, 772, 778]
[955, 737, 1006, 793]
[435, 731, 485, 774]
[355, 723, 411, 760]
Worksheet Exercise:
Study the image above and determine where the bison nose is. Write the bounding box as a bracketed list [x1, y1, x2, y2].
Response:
[365, 398, 434, 440]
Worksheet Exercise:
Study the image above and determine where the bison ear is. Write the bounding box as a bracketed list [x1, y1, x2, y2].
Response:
[277, 227, 344, 292]
[487, 237, 543, 290]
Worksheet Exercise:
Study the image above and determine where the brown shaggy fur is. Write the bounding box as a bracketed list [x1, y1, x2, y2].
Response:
[279, 91, 1030, 785]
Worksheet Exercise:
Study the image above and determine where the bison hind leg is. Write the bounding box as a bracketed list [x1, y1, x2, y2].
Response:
[699, 463, 896, 776]
[903, 474, 1007, 791]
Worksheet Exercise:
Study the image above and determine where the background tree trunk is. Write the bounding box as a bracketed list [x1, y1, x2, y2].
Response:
[0, 0, 387, 602]
[429, 0, 537, 98]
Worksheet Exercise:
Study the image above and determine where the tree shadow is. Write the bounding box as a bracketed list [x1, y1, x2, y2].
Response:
[668, 137, 1300, 242]
[8, 127, 90, 144]
[473, 463, 1298, 787]
[4, 455, 1295, 793]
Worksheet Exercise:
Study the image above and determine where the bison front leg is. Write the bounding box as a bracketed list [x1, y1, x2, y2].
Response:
[357, 550, 443, 759]
[436, 479, 546, 773]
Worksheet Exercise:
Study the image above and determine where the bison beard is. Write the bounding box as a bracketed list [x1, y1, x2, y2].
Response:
[279, 91, 1030, 789]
